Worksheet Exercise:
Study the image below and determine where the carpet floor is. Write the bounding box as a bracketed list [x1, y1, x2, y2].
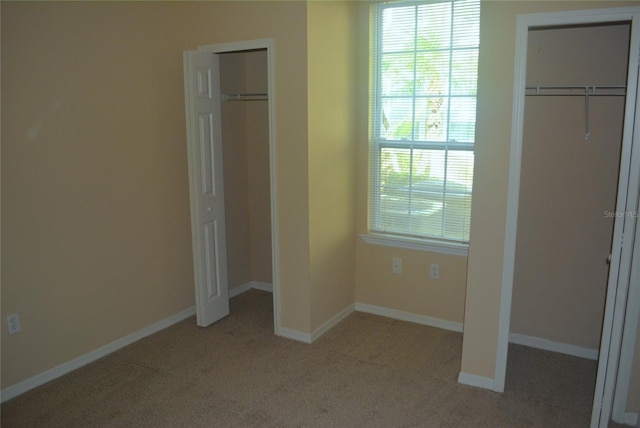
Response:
[2, 289, 600, 427]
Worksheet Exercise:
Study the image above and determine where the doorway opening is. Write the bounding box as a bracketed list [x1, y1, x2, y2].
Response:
[495, 7, 640, 428]
[184, 39, 281, 335]
[510, 19, 628, 423]
[219, 48, 274, 302]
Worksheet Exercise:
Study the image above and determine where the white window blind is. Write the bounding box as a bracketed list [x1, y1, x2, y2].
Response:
[371, 0, 480, 244]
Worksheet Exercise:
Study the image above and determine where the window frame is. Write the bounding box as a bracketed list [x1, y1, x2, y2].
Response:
[366, 0, 479, 254]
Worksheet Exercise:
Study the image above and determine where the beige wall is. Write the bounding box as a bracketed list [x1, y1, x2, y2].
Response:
[307, 1, 359, 331]
[220, 50, 272, 291]
[1, 0, 312, 390]
[357, 245, 468, 323]
[1, 1, 196, 389]
[511, 24, 628, 350]
[460, 0, 637, 380]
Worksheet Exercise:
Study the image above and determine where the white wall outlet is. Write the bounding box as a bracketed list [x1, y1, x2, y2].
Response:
[392, 257, 403, 274]
[7, 314, 21, 334]
[430, 263, 440, 280]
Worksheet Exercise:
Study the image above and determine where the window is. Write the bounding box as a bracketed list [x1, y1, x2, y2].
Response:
[370, 0, 480, 248]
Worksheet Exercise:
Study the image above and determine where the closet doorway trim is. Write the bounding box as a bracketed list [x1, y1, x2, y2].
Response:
[196, 39, 282, 337]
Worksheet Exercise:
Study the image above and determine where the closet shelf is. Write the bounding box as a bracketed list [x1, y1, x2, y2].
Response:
[222, 93, 268, 101]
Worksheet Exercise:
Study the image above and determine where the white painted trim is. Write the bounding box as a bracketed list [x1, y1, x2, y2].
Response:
[355, 303, 464, 332]
[279, 302, 464, 345]
[356, 302, 602, 363]
[0, 306, 196, 403]
[457, 372, 500, 392]
[493, 7, 640, 428]
[311, 304, 355, 342]
[613, 191, 640, 423]
[360, 233, 468, 257]
[596, 13, 640, 426]
[622, 412, 640, 427]
[357, 302, 600, 361]
[229, 281, 273, 299]
[228, 282, 253, 298]
[509, 333, 598, 360]
[197, 38, 273, 54]
[262, 38, 281, 339]
[494, 8, 531, 394]
[195, 38, 281, 338]
[251, 281, 273, 293]
[277, 305, 355, 344]
[277, 327, 312, 344]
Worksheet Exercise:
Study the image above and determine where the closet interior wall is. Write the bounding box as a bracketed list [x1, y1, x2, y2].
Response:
[511, 24, 630, 352]
[219, 50, 272, 294]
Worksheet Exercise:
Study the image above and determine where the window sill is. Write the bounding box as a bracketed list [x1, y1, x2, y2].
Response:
[360, 233, 468, 257]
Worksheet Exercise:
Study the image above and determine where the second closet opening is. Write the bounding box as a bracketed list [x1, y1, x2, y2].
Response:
[509, 20, 631, 421]
[219, 49, 274, 311]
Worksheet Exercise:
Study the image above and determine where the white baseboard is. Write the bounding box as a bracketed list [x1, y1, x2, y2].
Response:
[355, 302, 464, 333]
[311, 304, 355, 342]
[353, 304, 598, 363]
[251, 281, 273, 293]
[229, 281, 273, 298]
[228, 282, 253, 298]
[620, 411, 639, 427]
[612, 411, 640, 427]
[458, 371, 502, 392]
[277, 327, 312, 344]
[277, 304, 356, 344]
[1, 306, 196, 403]
[508, 332, 598, 360]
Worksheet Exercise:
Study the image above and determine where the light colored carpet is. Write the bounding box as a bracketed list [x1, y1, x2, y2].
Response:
[2, 289, 599, 427]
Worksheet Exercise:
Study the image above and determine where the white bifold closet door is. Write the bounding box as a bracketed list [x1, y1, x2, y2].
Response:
[183, 51, 230, 327]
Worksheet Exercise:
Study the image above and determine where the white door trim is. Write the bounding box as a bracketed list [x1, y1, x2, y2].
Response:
[612, 193, 640, 423]
[496, 6, 640, 427]
[196, 39, 281, 336]
[593, 23, 640, 420]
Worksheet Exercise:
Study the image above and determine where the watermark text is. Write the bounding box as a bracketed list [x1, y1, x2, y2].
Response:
[604, 210, 639, 218]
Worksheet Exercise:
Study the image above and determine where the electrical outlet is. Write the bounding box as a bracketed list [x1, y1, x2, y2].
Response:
[392, 257, 403, 274]
[7, 314, 21, 334]
[430, 264, 440, 280]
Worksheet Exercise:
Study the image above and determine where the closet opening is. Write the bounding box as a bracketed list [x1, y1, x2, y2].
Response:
[183, 39, 280, 335]
[509, 19, 630, 423]
[219, 48, 275, 315]
[494, 7, 640, 427]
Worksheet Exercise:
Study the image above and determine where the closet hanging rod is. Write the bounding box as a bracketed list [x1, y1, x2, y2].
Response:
[525, 85, 627, 141]
[525, 85, 626, 96]
[221, 93, 268, 101]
